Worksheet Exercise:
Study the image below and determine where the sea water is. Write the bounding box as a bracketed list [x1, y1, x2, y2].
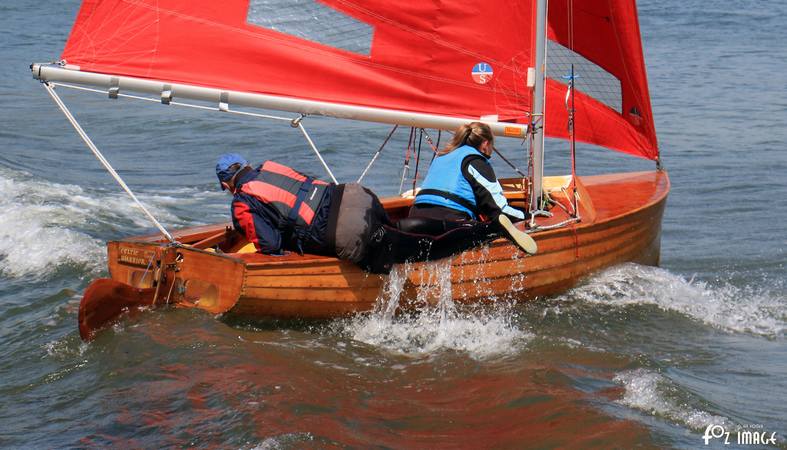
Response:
[0, 0, 785, 447]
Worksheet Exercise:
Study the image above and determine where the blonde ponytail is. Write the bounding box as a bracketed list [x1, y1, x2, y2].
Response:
[440, 122, 494, 155]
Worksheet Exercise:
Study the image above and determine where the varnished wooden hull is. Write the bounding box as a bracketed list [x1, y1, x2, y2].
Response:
[99, 171, 669, 322]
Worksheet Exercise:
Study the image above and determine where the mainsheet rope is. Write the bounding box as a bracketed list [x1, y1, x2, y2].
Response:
[42, 82, 176, 243]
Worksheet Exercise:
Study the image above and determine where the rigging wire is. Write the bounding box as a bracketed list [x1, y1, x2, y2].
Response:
[357, 125, 398, 183]
[567, 0, 579, 219]
[42, 82, 176, 243]
[421, 128, 441, 164]
[292, 116, 338, 184]
[492, 147, 528, 177]
[412, 129, 424, 193]
[419, 128, 440, 154]
[399, 127, 415, 194]
[563, 65, 579, 219]
[435, 130, 442, 161]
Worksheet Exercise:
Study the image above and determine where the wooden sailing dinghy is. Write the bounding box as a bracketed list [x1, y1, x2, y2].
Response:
[32, 0, 668, 340]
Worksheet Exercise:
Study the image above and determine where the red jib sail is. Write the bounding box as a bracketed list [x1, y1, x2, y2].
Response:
[60, 0, 657, 160]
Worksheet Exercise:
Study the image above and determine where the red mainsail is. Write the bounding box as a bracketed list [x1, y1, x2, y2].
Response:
[60, 0, 657, 159]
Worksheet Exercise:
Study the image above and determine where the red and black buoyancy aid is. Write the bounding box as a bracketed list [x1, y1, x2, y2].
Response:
[234, 161, 330, 253]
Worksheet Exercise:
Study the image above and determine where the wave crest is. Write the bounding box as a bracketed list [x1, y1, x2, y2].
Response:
[564, 264, 786, 338]
[0, 168, 217, 279]
[614, 368, 732, 430]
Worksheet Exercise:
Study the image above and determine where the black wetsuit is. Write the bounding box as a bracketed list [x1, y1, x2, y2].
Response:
[358, 219, 499, 274]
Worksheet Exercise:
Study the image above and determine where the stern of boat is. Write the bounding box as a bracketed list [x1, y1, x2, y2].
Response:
[79, 234, 247, 340]
[107, 241, 246, 312]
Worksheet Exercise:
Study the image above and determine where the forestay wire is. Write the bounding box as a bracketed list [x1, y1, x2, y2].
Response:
[42, 82, 176, 242]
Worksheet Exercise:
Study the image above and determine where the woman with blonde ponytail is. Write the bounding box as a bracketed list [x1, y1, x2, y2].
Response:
[406, 122, 536, 254]
[438, 122, 495, 157]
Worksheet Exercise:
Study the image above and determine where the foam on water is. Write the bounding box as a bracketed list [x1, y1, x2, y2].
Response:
[0, 168, 218, 279]
[44, 335, 88, 360]
[251, 433, 315, 449]
[564, 263, 786, 338]
[614, 368, 732, 431]
[0, 170, 105, 278]
[341, 259, 531, 360]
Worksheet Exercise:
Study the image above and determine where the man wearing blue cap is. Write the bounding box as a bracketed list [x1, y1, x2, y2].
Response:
[216, 154, 518, 273]
[216, 153, 396, 271]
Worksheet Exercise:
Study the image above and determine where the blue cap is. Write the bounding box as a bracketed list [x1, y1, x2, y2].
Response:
[216, 153, 248, 185]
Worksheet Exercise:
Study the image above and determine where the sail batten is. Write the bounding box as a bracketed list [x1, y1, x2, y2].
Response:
[51, 0, 657, 158]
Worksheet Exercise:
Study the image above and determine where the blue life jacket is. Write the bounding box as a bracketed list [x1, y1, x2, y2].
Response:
[414, 145, 487, 218]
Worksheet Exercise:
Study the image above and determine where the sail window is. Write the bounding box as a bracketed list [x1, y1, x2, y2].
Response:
[546, 40, 622, 113]
[247, 0, 373, 56]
